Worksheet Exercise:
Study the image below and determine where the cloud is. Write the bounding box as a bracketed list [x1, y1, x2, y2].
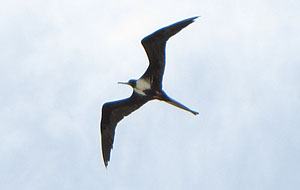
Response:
[1, 0, 300, 189]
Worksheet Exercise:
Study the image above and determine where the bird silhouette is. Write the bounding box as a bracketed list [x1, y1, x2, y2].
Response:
[100, 16, 199, 167]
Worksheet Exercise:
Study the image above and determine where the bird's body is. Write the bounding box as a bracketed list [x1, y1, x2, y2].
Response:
[134, 78, 151, 95]
[100, 16, 199, 167]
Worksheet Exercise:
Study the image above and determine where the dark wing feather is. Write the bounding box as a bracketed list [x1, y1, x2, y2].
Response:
[100, 92, 149, 167]
[141, 16, 199, 89]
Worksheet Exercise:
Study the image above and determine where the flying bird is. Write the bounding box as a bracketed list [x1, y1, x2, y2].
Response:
[100, 16, 199, 167]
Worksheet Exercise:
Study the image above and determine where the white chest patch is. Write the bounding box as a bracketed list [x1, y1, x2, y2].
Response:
[134, 78, 151, 95]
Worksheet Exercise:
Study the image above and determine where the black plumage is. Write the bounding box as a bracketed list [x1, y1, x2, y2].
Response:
[100, 16, 199, 167]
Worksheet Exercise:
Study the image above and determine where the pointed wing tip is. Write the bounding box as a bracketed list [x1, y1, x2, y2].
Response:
[188, 16, 200, 22]
[102, 146, 112, 168]
[104, 161, 109, 168]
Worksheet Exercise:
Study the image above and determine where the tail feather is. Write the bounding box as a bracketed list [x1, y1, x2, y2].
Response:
[161, 93, 199, 115]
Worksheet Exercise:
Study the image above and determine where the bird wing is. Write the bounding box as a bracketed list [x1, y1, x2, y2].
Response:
[140, 16, 199, 89]
[100, 92, 149, 167]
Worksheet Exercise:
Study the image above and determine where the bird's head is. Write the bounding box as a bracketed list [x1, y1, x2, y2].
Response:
[118, 79, 136, 88]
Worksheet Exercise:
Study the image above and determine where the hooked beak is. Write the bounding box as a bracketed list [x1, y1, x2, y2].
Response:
[118, 82, 129, 85]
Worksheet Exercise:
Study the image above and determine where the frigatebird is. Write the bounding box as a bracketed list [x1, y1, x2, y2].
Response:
[100, 16, 199, 167]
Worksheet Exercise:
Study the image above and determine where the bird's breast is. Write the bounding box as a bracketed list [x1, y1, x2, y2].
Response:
[134, 78, 151, 95]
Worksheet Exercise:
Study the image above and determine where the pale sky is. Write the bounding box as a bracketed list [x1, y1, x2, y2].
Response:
[1, 0, 300, 189]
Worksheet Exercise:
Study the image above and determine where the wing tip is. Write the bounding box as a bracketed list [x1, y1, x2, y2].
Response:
[104, 161, 109, 168]
[141, 16, 200, 43]
[191, 16, 200, 20]
[186, 16, 200, 24]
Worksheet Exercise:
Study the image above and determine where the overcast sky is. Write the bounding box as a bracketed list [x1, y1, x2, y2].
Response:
[1, 0, 300, 189]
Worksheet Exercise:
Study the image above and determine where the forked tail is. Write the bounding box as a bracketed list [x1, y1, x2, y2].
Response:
[160, 92, 199, 115]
